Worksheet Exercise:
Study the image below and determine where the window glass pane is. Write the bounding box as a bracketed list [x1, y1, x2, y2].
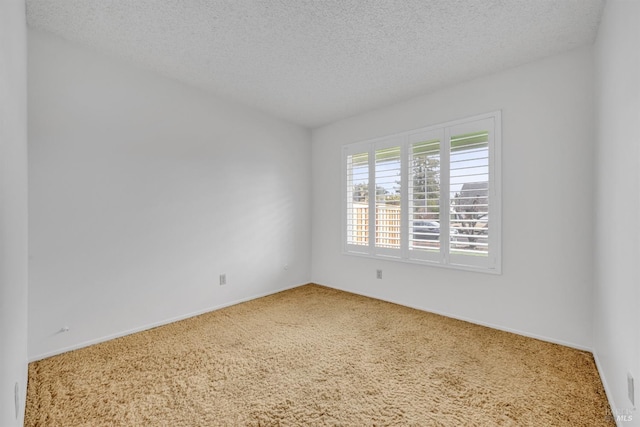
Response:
[449, 131, 489, 256]
[346, 152, 369, 246]
[375, 146, 401, 249]
[409, 138, 440, 253]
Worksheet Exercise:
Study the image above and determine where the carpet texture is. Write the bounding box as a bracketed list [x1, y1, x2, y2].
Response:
[25, 284, 613, 426]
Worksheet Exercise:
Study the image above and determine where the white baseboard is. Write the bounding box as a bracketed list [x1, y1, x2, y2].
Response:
[593, 351, 626, 427]
[313, 281, 593, 352]
[29, 282, 307, 362]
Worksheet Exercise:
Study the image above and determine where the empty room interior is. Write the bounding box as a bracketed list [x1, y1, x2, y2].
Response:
[2, 0, 639, 425]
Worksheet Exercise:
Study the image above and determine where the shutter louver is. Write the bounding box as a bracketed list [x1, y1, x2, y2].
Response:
[346, 151, 369, 247]
[449, 131, 489, 257]
[409, 137, 441, 256]
[375, 146, 401, 249]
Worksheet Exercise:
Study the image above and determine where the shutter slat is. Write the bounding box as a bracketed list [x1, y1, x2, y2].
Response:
[449, 129, 490, 256]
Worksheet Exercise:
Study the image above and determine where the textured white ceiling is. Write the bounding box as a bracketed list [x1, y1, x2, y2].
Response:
[26, 0, 605, 128]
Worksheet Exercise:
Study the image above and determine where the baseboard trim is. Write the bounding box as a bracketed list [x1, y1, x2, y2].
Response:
[312, 282, 593, 352]
[30, 280, 593, 360]
[592, 350, 622, 426]
[29, 282, 308, 362]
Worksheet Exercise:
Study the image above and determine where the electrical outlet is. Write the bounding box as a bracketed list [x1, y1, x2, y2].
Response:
[219, 274, 227, 286]
[628, 372, 635, 406]
[376, 269, 382, 279]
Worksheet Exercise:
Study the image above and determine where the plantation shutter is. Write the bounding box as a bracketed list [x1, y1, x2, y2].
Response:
[374, 142, 402, 257]
[344, 145, 371, 254]
[342, 111, 501, 273]
[407, 129, 444, 263]
[448, 117, 497, 269]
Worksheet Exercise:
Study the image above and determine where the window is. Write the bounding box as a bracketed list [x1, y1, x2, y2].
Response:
[343, 111, 501, 273]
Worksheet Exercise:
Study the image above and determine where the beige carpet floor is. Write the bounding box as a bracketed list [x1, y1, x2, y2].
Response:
[25, 284, 613, 426]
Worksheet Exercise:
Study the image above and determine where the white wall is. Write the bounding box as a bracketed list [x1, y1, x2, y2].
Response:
[594, 0, 640, 424]
[28, 30, 312, 360]
[312, 47, 595, 350]
[0, 0, 29, 425]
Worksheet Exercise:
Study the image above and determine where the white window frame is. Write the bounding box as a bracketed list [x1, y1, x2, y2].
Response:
[342, 111, 502, 274]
